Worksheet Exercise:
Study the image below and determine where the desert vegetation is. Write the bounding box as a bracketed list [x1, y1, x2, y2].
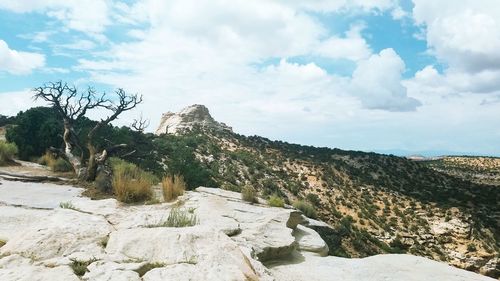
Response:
[241, 185, 258, 203]
[110, 157, 157, 203]
[39, 152, 73, 172]
[162, 174, 186, 202]
[0, 140, 17, 165]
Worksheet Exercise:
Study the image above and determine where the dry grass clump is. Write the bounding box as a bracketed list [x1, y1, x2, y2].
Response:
[110, 157, 157, 203]
[0, 140, 18, 166]
[268, 194, 285, 208]
[162, 174, 186, 202]
[293, 200, 317, 218]
[241, 185, 258, 203]
[38, 152, 73, 172]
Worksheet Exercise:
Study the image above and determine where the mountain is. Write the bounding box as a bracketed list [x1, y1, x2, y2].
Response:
[154, 105, 500, 278]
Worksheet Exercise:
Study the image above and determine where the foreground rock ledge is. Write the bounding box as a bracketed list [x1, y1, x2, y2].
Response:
[0, 179, 495, 281]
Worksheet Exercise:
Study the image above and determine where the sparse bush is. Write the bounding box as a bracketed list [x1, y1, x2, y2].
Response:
[0, 140, 18, 165]
[268, 194, 285, 207]
[110, 157, 156, 203]
[52, 158, 73, 172]
[70, 258, 97, 276]
[467, 243, 477, 252]
[151, 207, 198, 227]
[162, 174, 186, 202]
[293, 200, 317, 218]
[306, 193, 321, 206]
[241, 185, 258, 203]
[39, 152, 72, 172]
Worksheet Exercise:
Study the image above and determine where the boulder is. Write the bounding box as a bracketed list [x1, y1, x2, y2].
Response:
[0, 255, 78, 281]
[269, 253, 496, 281]
[105, 226, 268, 280]
[294, 225, 329, 256]
[0, 209, 113, 262]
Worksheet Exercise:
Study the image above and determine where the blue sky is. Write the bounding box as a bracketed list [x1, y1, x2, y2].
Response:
[0, 0, 499, 156]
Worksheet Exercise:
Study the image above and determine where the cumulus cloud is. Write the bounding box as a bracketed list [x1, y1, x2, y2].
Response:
[412, 0, 500, 94]
[0, 90, 46, 116]
[315, 24, 372, 61]
[0, 40, 45, 74]
[350, 48, 421, 111]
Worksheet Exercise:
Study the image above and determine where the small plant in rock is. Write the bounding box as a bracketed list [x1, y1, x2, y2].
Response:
[241, 185, 258, 203]
[268, 194, 285, 208]
[293, 200, 317, 218]
[59, 201, 79, 211]
[0, 140, 18, 166]
[162, 174, 186, 202]
[150, 207, 198, 228]
[135, 262, 165, 277]
[100, 236, 109, 248]
[69, 258, 97, 276]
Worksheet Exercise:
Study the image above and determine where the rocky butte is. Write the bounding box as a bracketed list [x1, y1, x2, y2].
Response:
[155, 104, 232, 135]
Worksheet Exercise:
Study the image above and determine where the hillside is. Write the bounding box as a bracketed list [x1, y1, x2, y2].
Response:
[153, 105, 500, 278]
[2, 105, 499, 278]
[422, 156, 500, 186]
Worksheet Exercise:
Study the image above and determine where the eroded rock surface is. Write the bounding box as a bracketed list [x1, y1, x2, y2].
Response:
[0, 178, 495, 281]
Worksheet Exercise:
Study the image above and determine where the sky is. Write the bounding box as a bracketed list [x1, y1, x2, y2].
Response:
[0, 0, 499, 156]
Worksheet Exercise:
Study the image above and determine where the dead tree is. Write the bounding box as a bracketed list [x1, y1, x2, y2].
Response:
[33, 81, 142, 181]
[131, 113, 150, 132]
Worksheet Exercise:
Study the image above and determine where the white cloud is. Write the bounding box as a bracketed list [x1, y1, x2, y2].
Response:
[0, 0, 111, 34]
[315, 24, 372, 61]
[412, 0, 500, 94]
[0, 40, 45, 74]
[350, 48, 421, 111]
[0, 90, 46, 116]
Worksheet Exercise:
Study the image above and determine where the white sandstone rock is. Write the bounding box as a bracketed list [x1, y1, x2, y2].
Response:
[155, 105, 232, 135]
[0, 209, 113, 261]
[294, 225, 329, 256]
[105, 226, 266, 280]
[269, 252, 496, 281]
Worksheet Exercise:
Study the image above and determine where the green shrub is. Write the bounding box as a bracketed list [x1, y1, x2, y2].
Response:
[241, 185, 258, 203]
[110, 157, 156, 203]
[268, 194, 285, 207]
[151, 207, 198, 227]
[467, 243, 477, 252]
[306, 193, 321, 206]
[293, 200, 317, 218]
[162, 174, 186, 202]
[69, 258, 97, 276]
[53, 158, 72, 172]
[0, 140, 18, 165]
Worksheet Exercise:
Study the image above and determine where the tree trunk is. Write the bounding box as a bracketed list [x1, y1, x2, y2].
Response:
[86, 143, 98, 182]
[63, 119, 82, 177]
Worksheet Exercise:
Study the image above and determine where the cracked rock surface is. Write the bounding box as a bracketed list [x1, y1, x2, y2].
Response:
[0, 179, 495, 281]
